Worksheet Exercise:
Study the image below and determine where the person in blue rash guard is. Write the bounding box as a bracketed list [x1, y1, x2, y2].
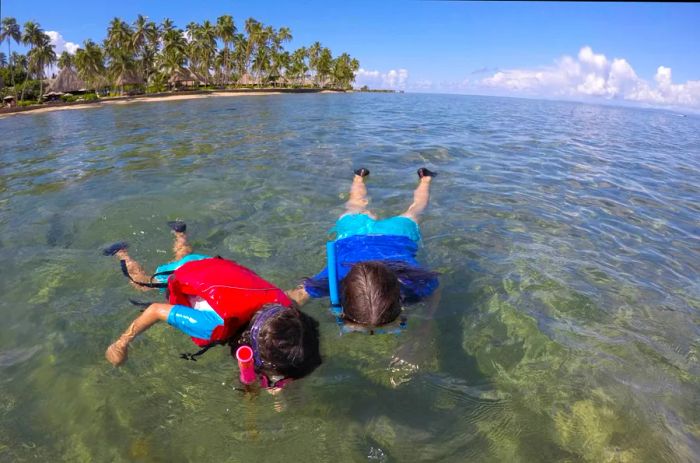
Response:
[287, 167, 440, 330]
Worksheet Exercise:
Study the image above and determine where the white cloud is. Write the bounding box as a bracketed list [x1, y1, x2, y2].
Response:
[355, 68, 409, 89]
[46, 31, 79, 55]
[479, 46, 700, 109]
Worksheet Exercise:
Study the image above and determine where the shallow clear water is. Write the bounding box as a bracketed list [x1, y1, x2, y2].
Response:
[0, 93, 699, 462]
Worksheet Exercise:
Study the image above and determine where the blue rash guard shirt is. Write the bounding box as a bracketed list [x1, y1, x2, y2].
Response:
[304, 234, 438, 302]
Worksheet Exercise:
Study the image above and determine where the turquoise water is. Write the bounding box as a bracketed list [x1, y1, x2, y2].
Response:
[0, 93, 698, 462]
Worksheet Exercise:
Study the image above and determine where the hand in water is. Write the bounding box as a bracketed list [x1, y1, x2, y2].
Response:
[105, 339, 129, 366]
[389, 322, 436, 387]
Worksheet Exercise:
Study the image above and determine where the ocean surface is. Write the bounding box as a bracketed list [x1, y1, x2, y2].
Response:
[0, 93, 698, 462]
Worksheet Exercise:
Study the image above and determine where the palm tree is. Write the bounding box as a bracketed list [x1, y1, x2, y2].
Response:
[276, 27, 292, 47]
[132, 15, 147, 51]
[161, 18, 175, 34]
[329, 53, 359, 89]
[267, 27, 292, 85]
[20, 21, 45, 101]
[184, 22, 201, 81]
[75, 39, 106, 93]
[106, 17, 133, 52]
[215, 48, 233, 85]
[308, 41, 322, 86]
[316, 47, 333, 88]
[350, 57, 360, 86]
[231, 33, 247, 82]
[196, 20, 217, 85]
[250, 26, 274, 86]
[11, 52, 28, 81]
[288, 47, 308, 86]
[57, 51, 75, 70]
[105, 18, 136, 93]
[131, 16, 159, 83]
[159, 28, 187, 88]
[4, 13, 361, 96]
[1, 17, 22, 93]
[216, 15, 235, 85]
[243, 18, 262, 79]
[270, 50, 290, 86]
[28, 32, 57, 100]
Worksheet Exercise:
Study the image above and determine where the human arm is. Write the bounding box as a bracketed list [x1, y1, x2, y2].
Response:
[390, 286, 443, 372]
[285, 284, 311, 307]
[106, 303, 173, 366]
[105, 302, 224, 366]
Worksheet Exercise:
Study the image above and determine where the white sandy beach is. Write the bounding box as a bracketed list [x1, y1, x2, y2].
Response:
[0, 91, 295, 118]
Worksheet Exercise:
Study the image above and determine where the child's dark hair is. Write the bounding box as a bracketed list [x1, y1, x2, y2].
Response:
[237, 305, 322, 379]
[303, 260, 440, 325]
[340, 261, 402, 326]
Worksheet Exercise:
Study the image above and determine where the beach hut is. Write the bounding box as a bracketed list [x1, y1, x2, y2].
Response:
[47, 67, 87, 95]
[115, 71, 145, 95]
[43, 91, 64, 102]
[237, 73, 257, 87]
[168, 68, 204, 89]
[3, 95, 16, 108]
[272, 74, 291, 88]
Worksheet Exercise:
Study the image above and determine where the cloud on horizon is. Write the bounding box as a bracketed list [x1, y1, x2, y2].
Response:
[355, 68, 409, 90]
[46, 31, 79, 55]
[479, 46, 700, 109]
[377, 46, 699, 110]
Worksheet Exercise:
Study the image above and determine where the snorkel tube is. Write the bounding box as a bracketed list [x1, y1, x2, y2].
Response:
[236, 345, 257, 386]
[327, 241, 342, 318]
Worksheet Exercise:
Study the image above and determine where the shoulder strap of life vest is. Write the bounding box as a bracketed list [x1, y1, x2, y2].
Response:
[120, 259, 169, 289]
[179, 339, 227, 361]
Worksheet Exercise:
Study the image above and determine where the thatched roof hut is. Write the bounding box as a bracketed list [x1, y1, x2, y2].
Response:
[115, 70, 144, 87]
[168, 68, 204, 87]
[237, 73, 257, 86]
[47, 67, 86, 94]
[272, 74, 290, 87]
[3, 95, 16, 108]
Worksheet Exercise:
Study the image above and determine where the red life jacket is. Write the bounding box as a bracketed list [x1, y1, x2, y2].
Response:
[167, 257, 292, 347]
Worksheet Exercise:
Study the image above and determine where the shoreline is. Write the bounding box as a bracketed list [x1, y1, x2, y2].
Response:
[0, 88, 344, 118]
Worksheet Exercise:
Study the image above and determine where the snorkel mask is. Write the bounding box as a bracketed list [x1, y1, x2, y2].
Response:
[236, 305, 293, 389]
[326, 241, 407, 335]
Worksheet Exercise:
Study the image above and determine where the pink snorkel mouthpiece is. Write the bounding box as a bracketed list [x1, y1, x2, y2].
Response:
[236, 345, 257, 385]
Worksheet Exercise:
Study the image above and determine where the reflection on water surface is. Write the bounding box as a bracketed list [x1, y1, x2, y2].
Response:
[0, 94, 699, 461]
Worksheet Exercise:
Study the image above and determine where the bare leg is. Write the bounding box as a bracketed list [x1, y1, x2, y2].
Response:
[345, 168, 377, 218]
[172, 231, 192, 261]
[168, 220, 192, 261]
[401, 173, 434, 222]
[115, 249, 152, 292]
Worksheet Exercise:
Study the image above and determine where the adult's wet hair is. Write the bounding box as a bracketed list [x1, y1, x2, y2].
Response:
[237, 304, 322, 379]
[340, 261, 403, 326]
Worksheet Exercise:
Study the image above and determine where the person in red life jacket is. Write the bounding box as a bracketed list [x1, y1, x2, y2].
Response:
[103, 221, 322, 386]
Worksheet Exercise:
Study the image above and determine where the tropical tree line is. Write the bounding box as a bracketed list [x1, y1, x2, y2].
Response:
[0, 17, 56, 102]
[0, 14, 360, 103]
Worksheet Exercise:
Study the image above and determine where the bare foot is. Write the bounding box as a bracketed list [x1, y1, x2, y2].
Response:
[417, 167, 437, 179]
[354, 167, 370, 177]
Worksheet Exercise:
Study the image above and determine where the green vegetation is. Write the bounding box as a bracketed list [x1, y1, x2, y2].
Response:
[358, 85, 396, 93]
[0, 14, 361, 107]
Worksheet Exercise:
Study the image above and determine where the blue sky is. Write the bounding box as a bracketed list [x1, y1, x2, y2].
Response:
[3, 1, 700, 108]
